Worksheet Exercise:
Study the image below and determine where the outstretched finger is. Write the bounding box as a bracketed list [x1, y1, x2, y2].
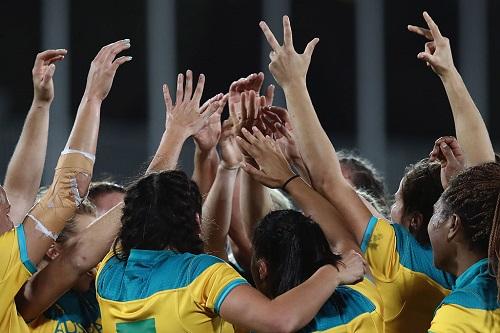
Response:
[184, 70, 193, 102]
[46, 55, 65, 65]
[304, 38, 319, 58]
[241, 127, 260, 145]
[423, 11, 443, 40]
[201, 93, 223, 112]
[34, 49, 67, 69]
[112, 55, 133, 71]
[283, 16, 294, 49]
[407, 25, 433, 40]
[264, 84, 275, 105]
[162, 84, 173, 112]
[275, 123, 293, 140]
[241, 92, 249, 123]
[240, 161, 269, 185]
[176, 73, 184, 104]
[202, 101, 221, 120]
[105, 40, 131, 64]
[259, 21, 281, 51]
[252, 126, 267, 142]
[236, 135, 256, 157]
[192, 74, 206, 103]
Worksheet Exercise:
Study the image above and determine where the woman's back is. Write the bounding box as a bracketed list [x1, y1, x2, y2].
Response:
[96, 249, 247, 333]
[301, 279, 383, 333]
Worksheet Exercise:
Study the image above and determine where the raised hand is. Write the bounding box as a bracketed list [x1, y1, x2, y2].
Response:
[83, 39, 132, 101]
[236, 127, 295, 189]
[407, 12, 455, 77]
[32, 49, 67, 104]
[429, 136, 465, 188]
[259, 16, 319, 88]
[194, 93, 227, 152]
[219, 119, 243, 169]
[230, 91, 266, 147]
[336, 250, 366, 285]
[163, 70, 220, 138]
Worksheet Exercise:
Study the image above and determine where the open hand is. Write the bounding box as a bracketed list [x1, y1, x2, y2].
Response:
[32, 49, 67, 104]
[429, 136, 465, 188]
[84, 39, 132, 102]
[260, 16, 319, 89]
[194, 93, 227, 152]
[163, 70, 220, 138]
[236, 126, 295, 189]
[408, 12, 455, 77]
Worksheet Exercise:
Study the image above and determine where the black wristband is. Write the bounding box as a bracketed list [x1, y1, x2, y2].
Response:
[281, 174, 300, 191]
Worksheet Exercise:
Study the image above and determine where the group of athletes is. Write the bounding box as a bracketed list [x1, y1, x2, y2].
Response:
[0, 10, 499, 333]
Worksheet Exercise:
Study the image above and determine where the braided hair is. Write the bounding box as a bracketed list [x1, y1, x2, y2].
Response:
[440, 162, 500, 299]
[113, 170, 204, 260]
[252, 210, 342, 299]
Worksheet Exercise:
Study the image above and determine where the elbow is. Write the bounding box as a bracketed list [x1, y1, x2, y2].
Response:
[65, 238, 93, 274]
[269, 311, 303, 333]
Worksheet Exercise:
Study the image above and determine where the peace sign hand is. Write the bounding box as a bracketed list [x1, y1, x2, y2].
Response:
[259, 15, 319, 89]
[408, 11, 455, 77]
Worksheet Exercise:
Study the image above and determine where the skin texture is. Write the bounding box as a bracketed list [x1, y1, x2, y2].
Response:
[92, 191, 125, 217]
[4, 49, 67, 226]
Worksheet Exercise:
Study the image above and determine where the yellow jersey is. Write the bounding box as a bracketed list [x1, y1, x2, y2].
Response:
[361, 216, 456, 333]
[0, 225, 37, 333]
[96, 249, 248, 333]
[300, 278, 384, 332]
[429, 258, 500, 332]
[28, 288, 101, 333]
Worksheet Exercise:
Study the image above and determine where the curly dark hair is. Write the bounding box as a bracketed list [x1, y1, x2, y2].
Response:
[113, 170, 204, 260]
[338, 150, 389, 216]
[401, 158, 443, 245]
[252, 210, 342, 299]
[439, 162, 500, 299]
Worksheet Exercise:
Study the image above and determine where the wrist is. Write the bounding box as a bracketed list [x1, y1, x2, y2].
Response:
[219, 162, 240, 172]
[194, 140, 217, 155]
[282, 78, 307, 92]
[81, 94, 104, 106]
[440, 66, 460, 84]
[165, 124, 190, 142]
[281, 173, 300, 192]
[31, 98, 52, 109]
[317, 264, 340, 285]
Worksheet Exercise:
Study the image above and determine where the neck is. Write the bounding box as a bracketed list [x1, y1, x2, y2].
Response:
[452, 246, 487, 276]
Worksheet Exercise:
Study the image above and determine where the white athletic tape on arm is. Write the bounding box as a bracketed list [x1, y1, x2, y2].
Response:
[61, 148, 96, 162]
[27, 214, 59, 241]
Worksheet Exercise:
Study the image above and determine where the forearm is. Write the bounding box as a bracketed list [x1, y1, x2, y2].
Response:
[192, 145, 219, 198]
[283, 81, 343, 190]
[291, 156, 312, 185]
[202, 165, 238, 259]
[65, 97, 102, 155]
[239, 170, 273, 238]
[4, 100, 50, 224]
[147, 127, 188, 173]
[286, 177, 360, 251]
[441, 69, 495, 166]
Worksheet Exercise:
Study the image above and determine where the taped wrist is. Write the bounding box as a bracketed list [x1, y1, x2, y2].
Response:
[26, 150, 95, 239]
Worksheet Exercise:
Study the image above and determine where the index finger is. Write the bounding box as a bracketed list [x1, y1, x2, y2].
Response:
[407, 25, 433, 41]
[259, 21, 281, 51]
[423, 11, 443, 40]
[283, 15, 294, 49]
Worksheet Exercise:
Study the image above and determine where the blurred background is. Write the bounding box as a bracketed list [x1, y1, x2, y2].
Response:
[0, 0, 497, 193]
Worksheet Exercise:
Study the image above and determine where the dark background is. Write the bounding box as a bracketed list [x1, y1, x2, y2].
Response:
[0, 0, 497, 195]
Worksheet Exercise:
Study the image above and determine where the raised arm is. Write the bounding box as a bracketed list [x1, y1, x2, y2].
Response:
[408, 11, 495, 166]
[16, 202, 123, 321]
[201, 120, 242, 259]
[237, 127, 360, 253]
[147, 70, 219, 173]
[220, 251, 365, 333]
[259, 16, 372, 244]
[22, 40, 131, 267]
[4, 50, 66, 225]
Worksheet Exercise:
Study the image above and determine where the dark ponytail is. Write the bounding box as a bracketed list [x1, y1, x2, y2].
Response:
[488, 193, 500, 301]
[252, 210, 342, 298]
[114, 170, 204, 260]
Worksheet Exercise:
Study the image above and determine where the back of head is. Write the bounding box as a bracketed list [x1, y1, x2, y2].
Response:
[401, 158, 443, 245]
[88, 181, 125, 201]
[252, 210, 341, 298]
[338, 150, 389, 215]
[114, 170, 204, 260]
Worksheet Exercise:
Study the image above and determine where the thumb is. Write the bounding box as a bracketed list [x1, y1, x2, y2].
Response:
[417, 52, 435, 65]
[304, 38, 319, 57]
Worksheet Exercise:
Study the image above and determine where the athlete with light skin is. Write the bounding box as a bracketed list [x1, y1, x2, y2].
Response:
[253, 13, 497, 333]
[0, 39, 131, 333]
[2, 49, 66, 229]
